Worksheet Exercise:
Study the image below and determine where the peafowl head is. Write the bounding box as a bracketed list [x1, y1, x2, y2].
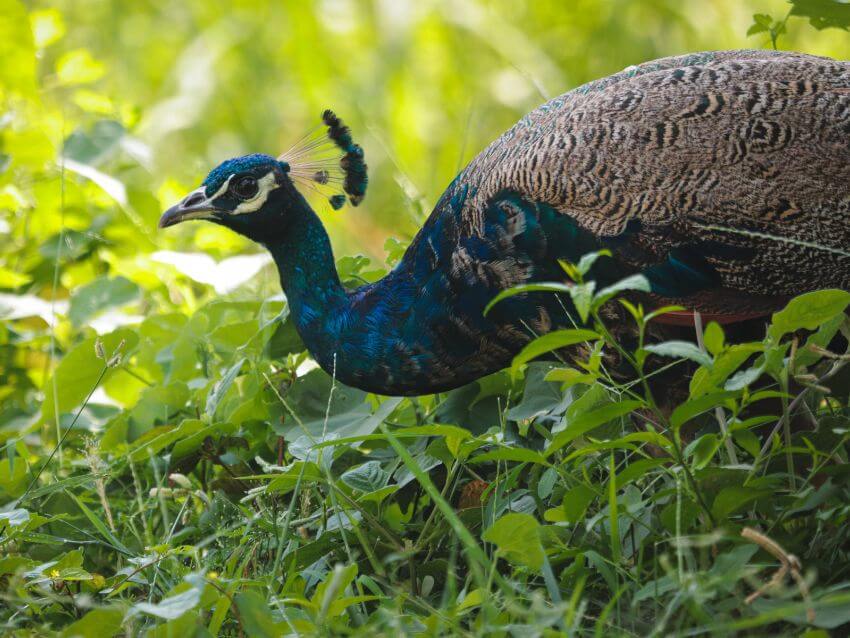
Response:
[159, 110, 367, 244]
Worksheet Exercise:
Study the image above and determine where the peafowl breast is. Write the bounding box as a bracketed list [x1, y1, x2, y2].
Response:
[160, 49, 850, 396]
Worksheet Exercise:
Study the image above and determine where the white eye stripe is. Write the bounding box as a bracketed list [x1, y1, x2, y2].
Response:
[210, 175, 233, 200]
[232, 172, 278, 215]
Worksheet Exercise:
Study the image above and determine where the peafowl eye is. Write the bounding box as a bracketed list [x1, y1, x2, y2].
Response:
[161, 50, 850, 396]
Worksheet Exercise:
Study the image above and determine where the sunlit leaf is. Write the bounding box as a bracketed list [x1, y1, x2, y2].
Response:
[56, 48, 106, 84]
[0, 0, 37, 95]
[0, 267, 32, 288]
[703, 321, 725, 355]
[593, 274, 651, 309]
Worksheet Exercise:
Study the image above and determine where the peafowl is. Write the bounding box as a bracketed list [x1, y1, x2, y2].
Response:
[160, 50, 850, 396]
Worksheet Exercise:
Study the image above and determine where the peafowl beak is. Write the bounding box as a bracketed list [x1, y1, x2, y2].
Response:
[158, 188, 222, 228]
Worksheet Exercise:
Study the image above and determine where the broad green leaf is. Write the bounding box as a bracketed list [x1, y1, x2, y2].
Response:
[796, 311, 847, 367]
[457, 588, 485, 611]
[60, 608, 124, 638]
[482, 512, 543, 570]
[769, 289, 850, 340]
[484, 282, 571, 316]
[68, 276, 139, 327]
[265, 315, 306, 358]
[670, 391, 736, 429]
[127, 382, 189, 437]
[733, 428, 762, 458]
[747, 15, 770, 35]
[689, 343, 763, 398]
[724, 365, 765, 391]
[712, 486, 771, 520]
[560, 484, 596, 523]
[537, 467, 558, 498]
[546, 400, 643, 456]
[685, 433, 722, 469]
[276, 368, 384, 439]
[128, 424, 178, 460]
[341, 461, 388, 492]
[569, 281, 595, 322]
[593, 274, 651, 308]
[511, 329, 600, 370]
[703, 321, 725, 355]
[616, 458, 667, 487]
[508, 362, 573, 422]
[660, 498, 700, 534]
[0, 457, 29, 498]
[0, 556, 37, 576]
[644, 341, 713, 368]
[235, 591, 287, 638]
[53, 549, 84, 571]
[544, 367, 597, 387]
[472, 447, 549, 465]
[575, 251, 610, 276]
[327, 595, 380, 618]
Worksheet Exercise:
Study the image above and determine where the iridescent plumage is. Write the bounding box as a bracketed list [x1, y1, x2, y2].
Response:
[161, 49, 850, 395]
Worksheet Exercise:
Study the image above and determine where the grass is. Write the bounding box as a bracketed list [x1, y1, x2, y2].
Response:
[3, 274, 850, 636]
[4, 4, 850, 635]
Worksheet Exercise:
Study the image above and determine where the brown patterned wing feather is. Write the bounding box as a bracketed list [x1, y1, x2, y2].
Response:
[457, 50, 850, 312]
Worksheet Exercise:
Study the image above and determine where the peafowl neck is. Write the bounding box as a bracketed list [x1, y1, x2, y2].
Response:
[264, 206, 350, 372]
[266, 202, 443, 394]
[262, 187, 595, 396]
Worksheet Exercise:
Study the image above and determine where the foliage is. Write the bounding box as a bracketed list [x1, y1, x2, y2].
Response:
[3, 0, 850, 635]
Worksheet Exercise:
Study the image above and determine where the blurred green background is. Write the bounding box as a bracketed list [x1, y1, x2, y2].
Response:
[7, 0, 850, 253]
[3, 0, 850, 407]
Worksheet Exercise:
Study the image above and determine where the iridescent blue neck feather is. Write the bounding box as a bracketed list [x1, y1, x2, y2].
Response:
[263, 181, 605, 395]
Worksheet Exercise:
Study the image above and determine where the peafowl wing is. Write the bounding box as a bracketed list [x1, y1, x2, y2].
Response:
[454, 49, 850, 320]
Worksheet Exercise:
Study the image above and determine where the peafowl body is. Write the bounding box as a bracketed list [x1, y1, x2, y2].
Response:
[161, 50, 850, 396]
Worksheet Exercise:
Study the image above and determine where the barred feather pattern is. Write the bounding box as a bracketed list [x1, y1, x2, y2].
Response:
[436, 49, 850, 313]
